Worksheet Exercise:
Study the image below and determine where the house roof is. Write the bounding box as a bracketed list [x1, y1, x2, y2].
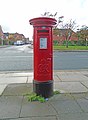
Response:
[4, 33, 9, 36]
[53, 28, 77, 36]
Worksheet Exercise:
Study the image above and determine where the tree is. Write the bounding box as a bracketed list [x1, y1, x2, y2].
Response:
[78, 25, 88, 47]
[41, 12, 64, 28]
[61, 19, 78, 48]
[41, 12, 78, 47]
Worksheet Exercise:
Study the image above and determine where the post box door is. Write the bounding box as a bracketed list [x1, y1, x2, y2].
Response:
[34, 34, 53, 82]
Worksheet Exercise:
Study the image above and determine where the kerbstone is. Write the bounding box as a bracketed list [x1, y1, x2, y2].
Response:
[7, 72, 33, 77]
[0, 77, 27, 84]
[1, 72, 31, 77]
[27, 76, 33, 83]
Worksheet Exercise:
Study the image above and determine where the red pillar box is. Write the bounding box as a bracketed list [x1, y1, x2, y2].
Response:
[29, 17, 57, 98]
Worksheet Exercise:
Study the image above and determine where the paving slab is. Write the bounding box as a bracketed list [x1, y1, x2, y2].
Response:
[3, 83, 33, 96]
[57, 74, 88, 82]
[0, 77, 27, 84]
[58, 113, 88, 120]
[83, 92, 88, 99]
[81, 81, 88, 89]
[54, 82, 88, 93]
[49, 94, 74, 101]
[0, 96, 23, 119]
[20, 97, 57, 117]
[0, 84, 7, 95]
[50, 100, 82, 114]
[31, 116, 58, 120]
[77, 98, 88, 112]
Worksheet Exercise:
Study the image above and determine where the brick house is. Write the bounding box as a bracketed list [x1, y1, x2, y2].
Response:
[8, 33, 25, 41]
[0, 25, 27, 45]
[4, 32, 25, 42]
[53, 28, 78, 45]
[0, 25, 4, 44]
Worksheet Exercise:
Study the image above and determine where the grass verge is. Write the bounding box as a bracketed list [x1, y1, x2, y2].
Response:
[54, 46, 88, 50]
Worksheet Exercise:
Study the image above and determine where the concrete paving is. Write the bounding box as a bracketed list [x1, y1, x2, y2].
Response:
[0, 70, 88, 120]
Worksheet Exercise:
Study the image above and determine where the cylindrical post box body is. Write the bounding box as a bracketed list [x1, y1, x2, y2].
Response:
[29, 17, 57, 98]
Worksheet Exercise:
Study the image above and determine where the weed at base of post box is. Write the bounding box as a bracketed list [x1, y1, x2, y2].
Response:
[25, 90, 60, 103]
[26, 93, 46, 103]
[53, 90, 60, 95]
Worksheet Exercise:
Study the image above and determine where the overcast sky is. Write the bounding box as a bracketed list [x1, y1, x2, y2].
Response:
[0, 0, 88, 39]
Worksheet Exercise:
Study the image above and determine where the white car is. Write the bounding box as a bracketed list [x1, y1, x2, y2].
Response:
[14, 41, 24, 45]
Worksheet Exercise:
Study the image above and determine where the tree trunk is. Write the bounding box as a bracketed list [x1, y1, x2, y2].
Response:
[86, 38, 88, 48]
[1, 39, 3, 45]
[66, 40, 68, 48]
[86, 41, 87, 47]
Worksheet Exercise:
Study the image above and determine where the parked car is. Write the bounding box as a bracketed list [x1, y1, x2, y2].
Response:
[14, 40, 24, 45]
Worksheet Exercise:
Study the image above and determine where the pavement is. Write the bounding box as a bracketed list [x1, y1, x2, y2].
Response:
[0, 70, 88, 120]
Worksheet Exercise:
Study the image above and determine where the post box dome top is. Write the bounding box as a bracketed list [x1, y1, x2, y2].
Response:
[29, 17, 57, 27]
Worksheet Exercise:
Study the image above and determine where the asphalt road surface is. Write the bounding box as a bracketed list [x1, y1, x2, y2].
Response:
[0, 45, 33, 71]
[54, 51, 88, 70]
[0, 45, 88, 71]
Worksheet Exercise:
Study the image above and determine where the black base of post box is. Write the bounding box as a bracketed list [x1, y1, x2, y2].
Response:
[33, 80, 53, 98]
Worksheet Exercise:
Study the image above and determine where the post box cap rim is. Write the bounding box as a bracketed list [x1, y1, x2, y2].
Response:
[29, 17, 57, 26]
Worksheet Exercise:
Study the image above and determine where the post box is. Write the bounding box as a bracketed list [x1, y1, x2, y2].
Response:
[29, 17, 57, 98]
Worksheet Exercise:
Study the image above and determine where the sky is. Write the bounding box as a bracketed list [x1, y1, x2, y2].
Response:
[0, 0, 88, 39]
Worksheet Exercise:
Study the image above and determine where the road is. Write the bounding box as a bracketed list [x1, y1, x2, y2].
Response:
[0, 45, 88, 71]
[54, 51, 88, 70]
[0, 45, 33, 71]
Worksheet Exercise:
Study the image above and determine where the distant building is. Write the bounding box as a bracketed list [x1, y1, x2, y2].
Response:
[0, 25, 29, 45]
[53, 28, 78, 45]
[0, 25, 4, 39]
[4, 33, 9, 39]
[0, 25, 5, 45]
[8, 32, 25, 41]
[4, 32, 26, 44]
